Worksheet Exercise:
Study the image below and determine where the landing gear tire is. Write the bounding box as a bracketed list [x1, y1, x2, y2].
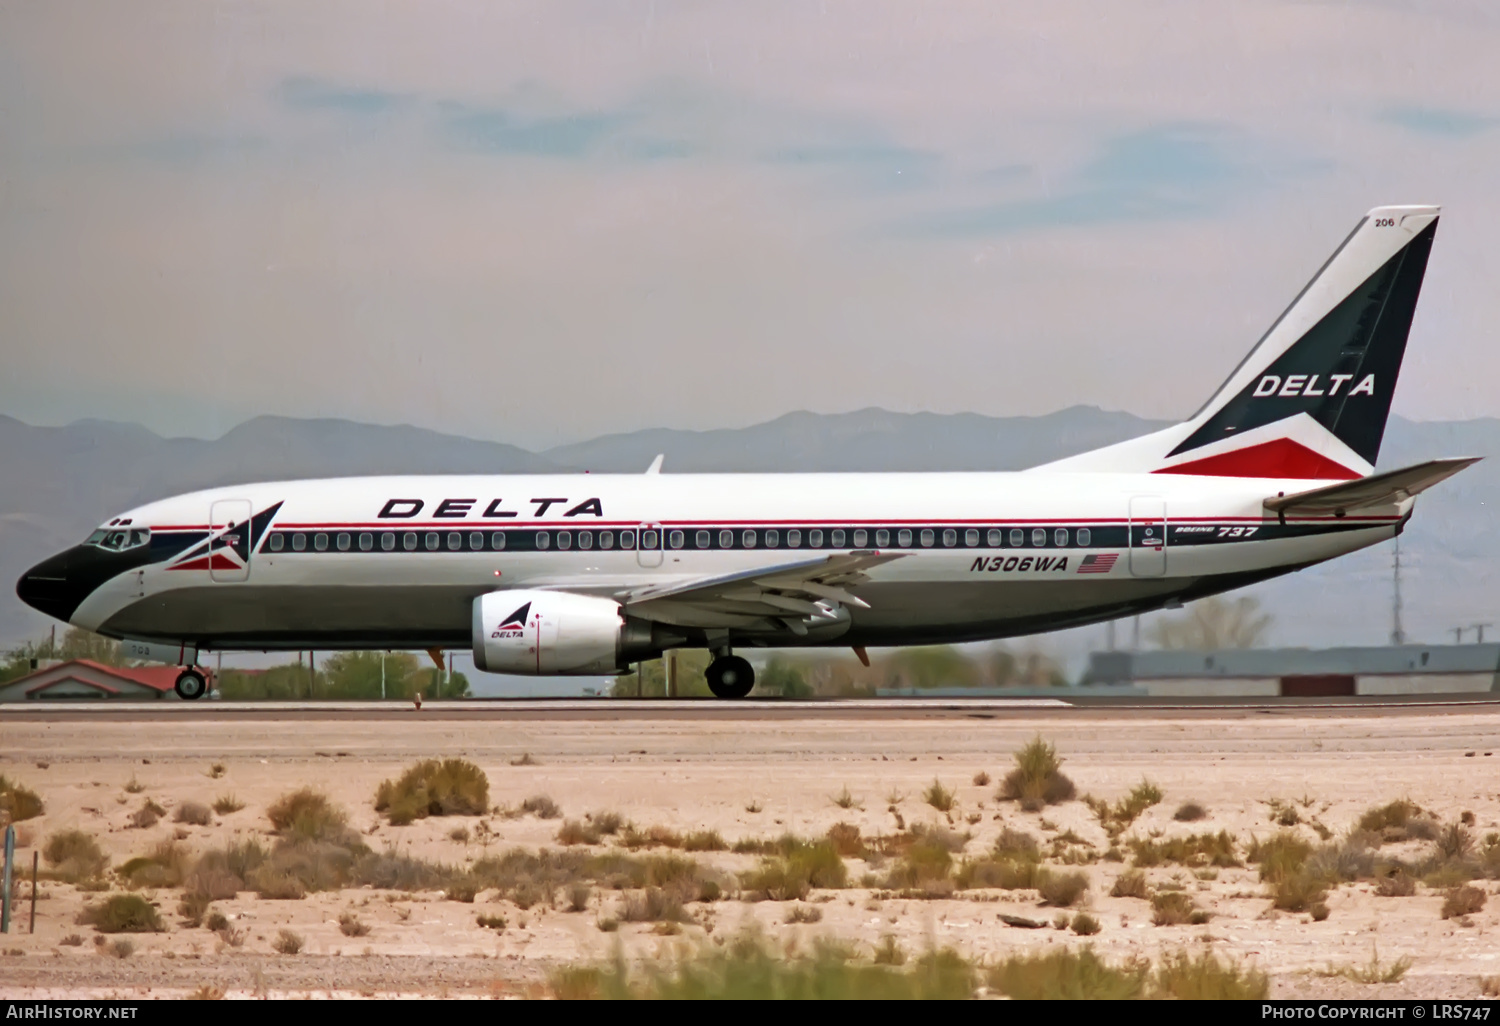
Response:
[705, 655, 755, 699]
[174, 669, 208, 701]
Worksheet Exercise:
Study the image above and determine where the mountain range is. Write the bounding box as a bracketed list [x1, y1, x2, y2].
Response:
[2, 408, 1494, 651]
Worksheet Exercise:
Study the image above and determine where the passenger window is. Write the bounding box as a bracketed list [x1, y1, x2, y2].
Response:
[536, 531, 551, 550]
[875, 529, 890, 547]
[403, 533, 417, 551]
[719, 529, 733, 548]
[898, 529, 912, 547]
[621, 530, 637, 549]
[336, 533, 351, 551]
[743, 530, 757, 548]
[600, 531, 614, 549]
[1077, 528, 1091, 547]
[831, 529, 845, 547]
[1054, 528, 1068, 547]
[638, 530, 655, 550]
[988, 529, 1001, 547]
[469, 532, 483, 550]
[270, 534, 285, 552]
[1032, 528, 1046, 547]
[965, 529, 979, 547]
[558, 531, 572, 550]
[293, 534, 307, 552]
[787, 529, 801, 547]
[1010, 528, 1024, 547]
[852, 529, 867, 547]
[696, 530, 711, 548]
[491, 531, 507, 550]
[579, 531, 593, 550]
[808, 529, 824, 547]
[669, 530, 685, 549]
[920, 529, 934, 547]
[314, 533, 329, 552]
[447, 532, 462, 550]
[765, 529, 779, 547]
[381, 533, 395, 551]
[424, 532, 439, 550]
[942, 529, 956, 547]
[359, 533, 373, 551]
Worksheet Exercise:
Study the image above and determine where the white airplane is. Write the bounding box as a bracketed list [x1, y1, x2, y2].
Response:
[16, 204, 1477, 700]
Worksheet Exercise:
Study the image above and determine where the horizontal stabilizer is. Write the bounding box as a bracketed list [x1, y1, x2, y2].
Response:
[1264, 457, 1479, 517]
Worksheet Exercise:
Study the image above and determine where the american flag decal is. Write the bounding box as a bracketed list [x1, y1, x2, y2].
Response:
[1077, 553, 1118, 574]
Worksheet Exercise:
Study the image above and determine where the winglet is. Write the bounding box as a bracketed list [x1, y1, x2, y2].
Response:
[645, 454, 665, 475]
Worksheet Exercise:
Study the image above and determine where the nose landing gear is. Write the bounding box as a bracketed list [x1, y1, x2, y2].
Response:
[174, 668, 208, 701]
[705, 654, 755, 699]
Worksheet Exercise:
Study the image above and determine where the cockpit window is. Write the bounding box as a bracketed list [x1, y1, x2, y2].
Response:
[91, 527, 150, 552]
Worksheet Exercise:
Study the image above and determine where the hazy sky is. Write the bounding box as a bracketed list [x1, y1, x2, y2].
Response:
[3, 1, 1498, 450]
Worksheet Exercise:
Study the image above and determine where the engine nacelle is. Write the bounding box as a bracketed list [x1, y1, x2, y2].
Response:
[472, 590, 637, 675]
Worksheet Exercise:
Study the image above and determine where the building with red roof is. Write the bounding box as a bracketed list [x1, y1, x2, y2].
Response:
[0, 660, 207, 701]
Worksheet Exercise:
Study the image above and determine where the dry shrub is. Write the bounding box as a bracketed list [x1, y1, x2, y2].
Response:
[266, 788, 347, 839]
[477, 913, 508, 931]
[211, 795, 245, 815]
[956, 856, 1037, 891]
[567, 883, 592, 912]
[205, 912, 229, 932]
[374, 759, 490, 825]
[620, 887, 690, 923]
[1357, 799, 1421, 835]
[557, 820, 600, 846]
[174, 802, 212, 826]
[1441, 885, 1486, 920]
[188, 986, 225, 1000]
[987, 947, 1148, 1000]
[1129, 831, 1240, 868]
[78, 894, 163, 933]
[883, 839, 955, 894]
[0, 775, 44, 822]
[1153, 951, 1269, 1000]
[1071, 912, 1102, 936]
[994, 827, 1040, 860]
[743, 839, 847, 900]
[923, 780, 955, 812]
[1151, 891, 1209, 926]
[999, 736, 1075, 811]
[590, 811, 624, 836]
[785, 905, 823, 924]
[1375, 871, 1416, 897]
[109, 939, 135, 959]
[1111, 869, 1151, 899]
[1249, 831, 1313, 882]
[42, 830, 108, 883]
[1036, 869, 1089, 908]
[118, 840, 191, 888]
[1329, 950, 1412, 984]
[830, 786, 862, 810]
[683, 830, 727, 852]
[620, 825, 684, 849]
[520, 795, 561, 820]
[178, 892, 212, 928]
[1438, 823, 1476, 861]
[1174, 802, 1208, 822]
[128, 800, 164, 829]
[1272, 872, 1329, 913]
[1306, 833, 1378, 883]
[208, 763, 226, 779]
[339, 913, 370, 937]
[123, 776, 145, 794]
[273, 929, 304, 954]
[826, 823, 867, 858]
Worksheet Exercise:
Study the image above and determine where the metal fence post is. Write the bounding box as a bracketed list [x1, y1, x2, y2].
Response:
[1, 824, 14, 933]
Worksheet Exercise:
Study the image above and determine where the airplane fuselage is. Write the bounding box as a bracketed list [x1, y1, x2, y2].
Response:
[18, 469, 1402, 654]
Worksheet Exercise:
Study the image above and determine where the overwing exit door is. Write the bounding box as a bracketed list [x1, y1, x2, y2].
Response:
[1128, 496, 1167, 577]
[636, 523, 664, 568]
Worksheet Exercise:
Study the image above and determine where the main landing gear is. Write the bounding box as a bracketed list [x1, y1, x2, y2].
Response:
[174, 668, 208, 701]
[705, 654, 755, 699]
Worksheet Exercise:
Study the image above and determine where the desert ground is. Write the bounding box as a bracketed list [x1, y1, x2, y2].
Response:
[0, 700, 1497, 999]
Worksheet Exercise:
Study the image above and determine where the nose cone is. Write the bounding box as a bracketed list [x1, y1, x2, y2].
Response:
[17, 548, 87, 623]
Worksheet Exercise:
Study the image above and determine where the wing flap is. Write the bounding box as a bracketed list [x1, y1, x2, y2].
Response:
[1264, 457, 1479, 516]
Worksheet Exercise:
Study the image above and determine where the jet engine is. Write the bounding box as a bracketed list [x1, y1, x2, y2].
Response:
[472, 590, 653, 675]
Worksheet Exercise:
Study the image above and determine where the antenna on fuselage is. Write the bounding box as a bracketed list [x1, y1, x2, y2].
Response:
[645, 454, 665, 475]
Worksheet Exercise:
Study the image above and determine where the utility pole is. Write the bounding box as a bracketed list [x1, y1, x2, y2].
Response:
[1132, 615, 1141, 650]
[1106, 621, 1116, 651]
[1390, 538, 1406, 645]
[1453, 627, 1465, 644]
[1473, 624, 1493, 644]
[381, 652, 386, 700]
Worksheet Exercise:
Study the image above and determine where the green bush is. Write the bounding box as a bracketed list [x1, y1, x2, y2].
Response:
[987, 947, 1147, 1000]
[1154, 951, 1269, 999]
[1110, 869, 1150, 899]
[118, 840, 191, 888]
[1249, 831, 1313, 883]
[1129, 831, 1240, 868]
[78, 894, 163, 933]
[743, 839, 847, 900]
[374, 759, 490, 825]
[1152, 891, 1209, 926]
[883, 839, 954, 892]
[1036, 869, 1089, 907]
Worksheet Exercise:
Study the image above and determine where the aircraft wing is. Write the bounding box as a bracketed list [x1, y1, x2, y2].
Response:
[1264, 457, 1480, 517]
[622, 551, 902, 630]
